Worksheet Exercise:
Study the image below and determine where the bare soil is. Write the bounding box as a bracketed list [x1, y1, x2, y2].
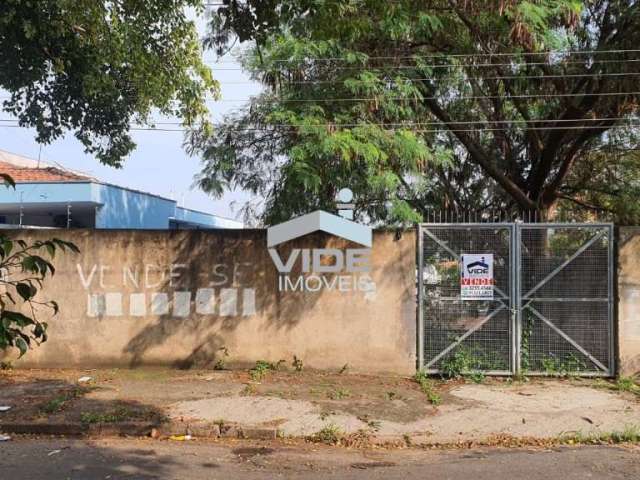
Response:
[1, 367, 639, 444]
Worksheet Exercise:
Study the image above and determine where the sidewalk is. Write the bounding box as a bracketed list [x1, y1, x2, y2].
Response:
[1, 365, 639, 446]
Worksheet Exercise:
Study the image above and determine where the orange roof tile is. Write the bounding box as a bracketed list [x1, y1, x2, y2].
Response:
[0, 160, 90, 183]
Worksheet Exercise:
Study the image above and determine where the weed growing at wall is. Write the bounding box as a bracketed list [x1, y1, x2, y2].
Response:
[414, 371, 442, 405]
[248, 359, 289, 381]
[292, 355, 304, 372]
[213, 347, 230, 370]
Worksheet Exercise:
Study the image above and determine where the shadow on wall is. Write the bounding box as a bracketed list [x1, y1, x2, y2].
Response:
[121, 229, 415, 369]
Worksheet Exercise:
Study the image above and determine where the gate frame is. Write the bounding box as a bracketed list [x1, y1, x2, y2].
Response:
[417, 222, 615, 377]
[417, 223, 518, 374]
[515, 222, 615, 377]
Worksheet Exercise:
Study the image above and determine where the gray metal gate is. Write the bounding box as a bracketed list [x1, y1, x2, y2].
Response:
[418, 223, 614, 376]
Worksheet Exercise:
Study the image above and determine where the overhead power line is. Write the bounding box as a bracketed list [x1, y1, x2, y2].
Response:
[206, 58, 640, 71]
[210, 71, 640, 86]
[1, 120, 639, 134]
[187, 90, 640, 103]
[3, 86, 638, 106]
[2, 116, 633, 128]
[209, 49, 640, 64]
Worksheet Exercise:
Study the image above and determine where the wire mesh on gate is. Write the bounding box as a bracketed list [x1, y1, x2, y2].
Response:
[419, 225, 513, 374]
[519, 225, 613, 375]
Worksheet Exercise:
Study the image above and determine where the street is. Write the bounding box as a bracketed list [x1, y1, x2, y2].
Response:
[0, 438, 638, 479]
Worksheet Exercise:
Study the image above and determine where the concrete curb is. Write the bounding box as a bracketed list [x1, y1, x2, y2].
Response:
[0, 421, 280, 440]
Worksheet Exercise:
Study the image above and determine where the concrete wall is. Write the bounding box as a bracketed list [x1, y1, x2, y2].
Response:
[618, 227, 640, 376]
[3, 229, 417, 374]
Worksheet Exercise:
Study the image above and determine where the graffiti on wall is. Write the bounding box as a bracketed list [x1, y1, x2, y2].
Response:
[76, 263, 256, 318]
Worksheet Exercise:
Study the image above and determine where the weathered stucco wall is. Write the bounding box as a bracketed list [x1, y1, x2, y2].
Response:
[2, 229, 417, 374]
[618, 227, 640, 376]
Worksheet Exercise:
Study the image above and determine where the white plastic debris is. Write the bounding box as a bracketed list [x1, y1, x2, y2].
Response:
[0, 406, 11, 412]
[0, 435, 11, 442]
[77, 376, 93, 383]
[47, 449, 62, 456]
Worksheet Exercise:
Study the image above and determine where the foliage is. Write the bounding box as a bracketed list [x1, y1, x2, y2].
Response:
[40, 387, 86, 414]
[614, 376, 640, 395]
[0, 233, 79, 357]
[327, 388, 351, 400]
[196, 0, 640, 224]
[540, 352, 587, 376]
[594, 376, 640, 396]
[292, 355, 304, 372]
[520, 314, 535, 372]
[0, 0, 217, 166]
[80, 407, 137, 424]
[440, 344, 503, 378]
[309, 423, 343, 444]
[414, 370, 442, 405]
[213, 346, 230, 370]
[558, 424, 640, 445]
[248, 359, 285, 380]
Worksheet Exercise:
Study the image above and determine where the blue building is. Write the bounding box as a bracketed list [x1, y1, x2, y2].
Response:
[0, 150, 242, 229]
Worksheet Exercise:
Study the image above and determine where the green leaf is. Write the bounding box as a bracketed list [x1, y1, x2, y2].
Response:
[16, 282, 36, 301]
[14, 337, 28, 357]
[1, 310, 34, 328]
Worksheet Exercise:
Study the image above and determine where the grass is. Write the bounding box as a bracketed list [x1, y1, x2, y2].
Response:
[248, 359, 287, 381]
[40, 388, 85, 414]
[614, 376, 640, 395]
[80, 407, 138, 424]
[240, 384, 257, 396]
[558, 424, 640, 445]
[309, 424, 343, 444]
[327, 388, 350, 400]
[592, 376, 640, 396]
[414, 371, 442, 405]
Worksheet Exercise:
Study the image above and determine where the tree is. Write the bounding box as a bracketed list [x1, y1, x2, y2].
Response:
[0, 0, 217, 166]
[0, 175, 79, 358]
[193, 0, 640, 224]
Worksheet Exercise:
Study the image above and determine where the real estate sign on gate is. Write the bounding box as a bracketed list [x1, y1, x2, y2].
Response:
[460, 254, 494, 300]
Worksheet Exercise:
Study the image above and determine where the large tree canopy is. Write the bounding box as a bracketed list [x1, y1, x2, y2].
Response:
[0, 0, 217, 166]
[193, 0, 640, 225]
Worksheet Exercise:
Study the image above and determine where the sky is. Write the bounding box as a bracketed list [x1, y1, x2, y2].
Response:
[0, 10, 261, 221]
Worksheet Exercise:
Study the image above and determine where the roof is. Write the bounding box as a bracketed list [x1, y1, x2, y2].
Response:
[0, 150, 93, 182]
[0, 149, 243, 227]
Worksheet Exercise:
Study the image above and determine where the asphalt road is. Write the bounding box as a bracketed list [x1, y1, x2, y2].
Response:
[0, 438, 639, 479]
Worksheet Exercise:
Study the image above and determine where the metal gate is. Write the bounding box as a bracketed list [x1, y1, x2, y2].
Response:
[418, 223, 614, 376]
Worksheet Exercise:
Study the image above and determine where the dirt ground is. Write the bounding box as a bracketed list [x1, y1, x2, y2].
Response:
[1, 366, 639, 444]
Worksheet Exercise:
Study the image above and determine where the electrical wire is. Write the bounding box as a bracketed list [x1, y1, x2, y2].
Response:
[205, 58, 640, 71]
